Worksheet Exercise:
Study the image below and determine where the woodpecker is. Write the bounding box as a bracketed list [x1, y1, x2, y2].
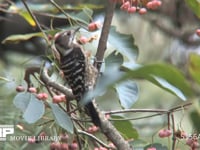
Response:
[54, 29, 100, 126]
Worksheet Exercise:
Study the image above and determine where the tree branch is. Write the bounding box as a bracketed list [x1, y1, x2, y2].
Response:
[94, 0, 116, 71]
[24, 66, 74, 100]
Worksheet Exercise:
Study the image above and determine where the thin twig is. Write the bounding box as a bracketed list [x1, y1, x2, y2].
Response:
[77, 130, 114, 149]
[105, 103, 192, 115]
[21, 0, 49, 44]
[106, 108, 169, 114]
[171, 113, 176, 150]
[49, 0, 73, 26]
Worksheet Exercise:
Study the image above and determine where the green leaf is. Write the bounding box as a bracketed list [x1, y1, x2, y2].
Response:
[105, 50, 124, 66]
[75, 7, 93, 24]
[23, 96, 45, 123]
[122, 63, 193, 100]
[108, 26, 138, 62]
[13, 92, 45, 123]
[13, 92, 31, 112]
[19, 11, 36, 26]
[115, 80, 139, 109]
[49, 103, 74, 134]
[83, 65, 123, 104]
[153, 76, 187, 100]
[190, 110, 200, 133]
[188, 53, 200, 84]
[68, 7, 93, 25]
[112, 115, 139, 139]
[129, 139, 148, 149]
[2, 32, 43, 44]
[185, 0, 200, 18]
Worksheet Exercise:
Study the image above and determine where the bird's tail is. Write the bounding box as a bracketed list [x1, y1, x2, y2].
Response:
[85, 101, 101, 127]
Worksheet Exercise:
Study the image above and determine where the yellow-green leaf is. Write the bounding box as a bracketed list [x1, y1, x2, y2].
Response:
[19, 11, 36, 27]
[188, 53, 200, 84]
[185, 0, 200, 18]
[2, 32, 43, 44]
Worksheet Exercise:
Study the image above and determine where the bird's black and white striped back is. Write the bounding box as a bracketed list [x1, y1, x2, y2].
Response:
[60, 46, 86, 101]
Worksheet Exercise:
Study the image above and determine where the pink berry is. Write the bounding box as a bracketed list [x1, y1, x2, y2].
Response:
[87, 125, 99, 133]
[158, 129, 172, 138]
[60, 143, 69, 150]
[69, 142, 78, 150]
[138, 8, 147, 15]
[87, 126, 94, 133]
[146, 0, 162, 10]
[147, 147, 157, 150]
[154, 0, 162, 7]
[28, 87, 37, 93]
[88, 22, 96, 31]
[158, 129, 166, 138]
[50, 142, 61, 150]
[36, 93, 48, 100]
[105, 114, 110, 119]
[165, 129, 172, 137]
[120, 1, 130, 10]
[28, 137, 35, 144]
[92, 126, 99, 132]
[53, 95, 62, 103]
[60, 94, 66, 102]
[186, 138, 193, 146]
[146, 2, 153, 9]
[128, 6, 136, 13]
[196, 29, 200, 36]
[79, 36, 89, 44]
[180, 131, 187, 139]
[193, 141, 200, 148]
[108, 143, 115, 148]
[36, 93, 44, 100]
[99, 147, 108, 150]
[42, 93, 48, 100]
[16, 85, 25, 92]
[88, 22, 97, 31]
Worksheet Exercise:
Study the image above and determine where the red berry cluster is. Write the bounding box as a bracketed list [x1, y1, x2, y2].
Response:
[85, 125, 115, 150]
[16, 85, 67, 103]
[185, 134, 200, 150]
[186, 138, 200, 149]
[172, 129, 200, 149]
[50, 142, 78, 150]
[50, 133, 78, 150]
[118, 0, 162, 15]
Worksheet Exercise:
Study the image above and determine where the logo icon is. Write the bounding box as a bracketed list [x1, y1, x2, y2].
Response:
[0, 125, 14, 141]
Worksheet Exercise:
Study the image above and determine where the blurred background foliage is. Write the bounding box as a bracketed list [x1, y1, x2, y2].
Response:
[1, 0, 200, 149]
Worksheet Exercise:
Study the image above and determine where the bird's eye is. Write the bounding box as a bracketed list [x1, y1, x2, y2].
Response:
[67, 32, 71, 36]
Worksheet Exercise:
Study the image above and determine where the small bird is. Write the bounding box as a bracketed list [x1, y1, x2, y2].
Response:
[54, 28, 101, 126]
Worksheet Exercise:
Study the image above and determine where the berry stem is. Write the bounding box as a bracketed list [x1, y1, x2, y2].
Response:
[171, 113, 176, 150]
